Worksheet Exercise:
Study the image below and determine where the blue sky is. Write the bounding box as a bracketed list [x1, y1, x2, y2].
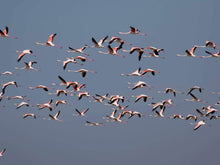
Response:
[0, 0, 220, 164]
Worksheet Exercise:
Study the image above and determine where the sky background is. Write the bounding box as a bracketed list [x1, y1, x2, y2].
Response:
[0, 0, 220, 164]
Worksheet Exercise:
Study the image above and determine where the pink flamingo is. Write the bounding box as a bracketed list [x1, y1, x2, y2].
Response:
[98, 43, 124, 58]
[194, 120, 206, 130]
[91, 36, 108, 48]
[16, 101, 30, 109]
[23, 113, 36, 119]
[0, 71, 17, 76]
[35, 33, 62, 48]
[67, 45, 89, 56]
[118, 26, 147, 36]
[141, 68, 160, 76]
[16, 49, 35, 62]
[49, 110, 63, 122]
[86, 121, 103, 126]
[74, 56, 94, 62]
[0, 148, 6, 156]
[37, 99, 54, 111]
[67, 69, 97, 77]
[132, 94, 153, 103]
[15, 61, 40, 71]
[109, 36, 132, 45]
[205, 51, 220, 58]
[0, 26, 17, 39]
[145, 46, 164, 55]
[121, 67, 142, 76]
[1, 81, 18, 95]
[177, 45, 201, 58]
[75, 108, 89, 117]
[28, 85, 52, 91]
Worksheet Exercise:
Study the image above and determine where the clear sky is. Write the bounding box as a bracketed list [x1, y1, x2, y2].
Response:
[0, 0, 220, 164]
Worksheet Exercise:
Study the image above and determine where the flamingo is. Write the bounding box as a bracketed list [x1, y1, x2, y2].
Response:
[73, 83, 86, 92]
[28, 85, 52, 91]
[58, 75, 78, 89]
[98, 43, 124, 58]
[205, 51, 220, 58]
[35, 33, 62, 48]
[59, 58, 82, 70]
[128, 111, 143, 119]
[155, 107, 166, 118]
[118, 26, 147, 36]
[132, 94, 153, 103]
[114, 113, 127, 123]
[56, 89, 68, 96]
[1, 81, 18, 95]
[55, 100, 67, 106]
[145, 46, 164, 55]
[194, 120, 206, 130]
[78, 91, 91, 100]
[185, 114, 198, 121]
[0, 148, 6, 157]
[49, 110, 63, 122]
[109, 36, 132, 45]
[15, 61, 40, 71]
[198, 41, 220, 49]
[187, 86, 203, 95]
[210, 115, 220, 120]
[151, 101, 165, 111]
[67, 45, 89, 56]
[173, 114, 185, 120]
[37, 99, 54, 111]
[74, 56, 94, 62]
[16, 101, 30, 109]
[143, 52, 165, 58]
[92, 93, 109, 103]
[23, 113, 37, 119]
[91, 36, 108, 48]
[85, 121, 103, 126]
[16, 49, 35, 62]
[0, 26, 17, 39]
[177, 45, 201, 57]
[184, 93, 207, 103]
[75, 108, 89, 117]
[0, 71, 17, 76]
[106, 109, 118, 120]
[7, 95, 29, 101]
[131, 81, 149, 90]
[141, 68, 160, 76]
[164, 88, 177, 97]
[67, 69, 97, 77]
[121, 67, 142, 76]
[196, 109, 205, 117]
[123, 47, 146, 61]
[109, 95, 127, 103]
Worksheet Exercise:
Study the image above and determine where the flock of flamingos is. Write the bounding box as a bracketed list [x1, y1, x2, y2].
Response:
[0, 25, 220, 156]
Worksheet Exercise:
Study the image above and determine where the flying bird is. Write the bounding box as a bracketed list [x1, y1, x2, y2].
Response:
[0, 26, 17, 39]
[118, 26, 147, 36]
[1, 81, 18, 95]
[91, 36, 108, 48]
[67, 45, 89, 56]
[0, 148, 6, 157]
[49, 110, 63, 122]
[35, 33, 62, 48]
[16, 49, 35, 62]
[194, 120, 206, 130]
[37, 99, 54, 111]
[67, 69, 97, 77]
[75, 108, 89, 117]
[15, 61, 40, 71]
[23, 113, 37, 119]
[98, 43, 124, 58]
